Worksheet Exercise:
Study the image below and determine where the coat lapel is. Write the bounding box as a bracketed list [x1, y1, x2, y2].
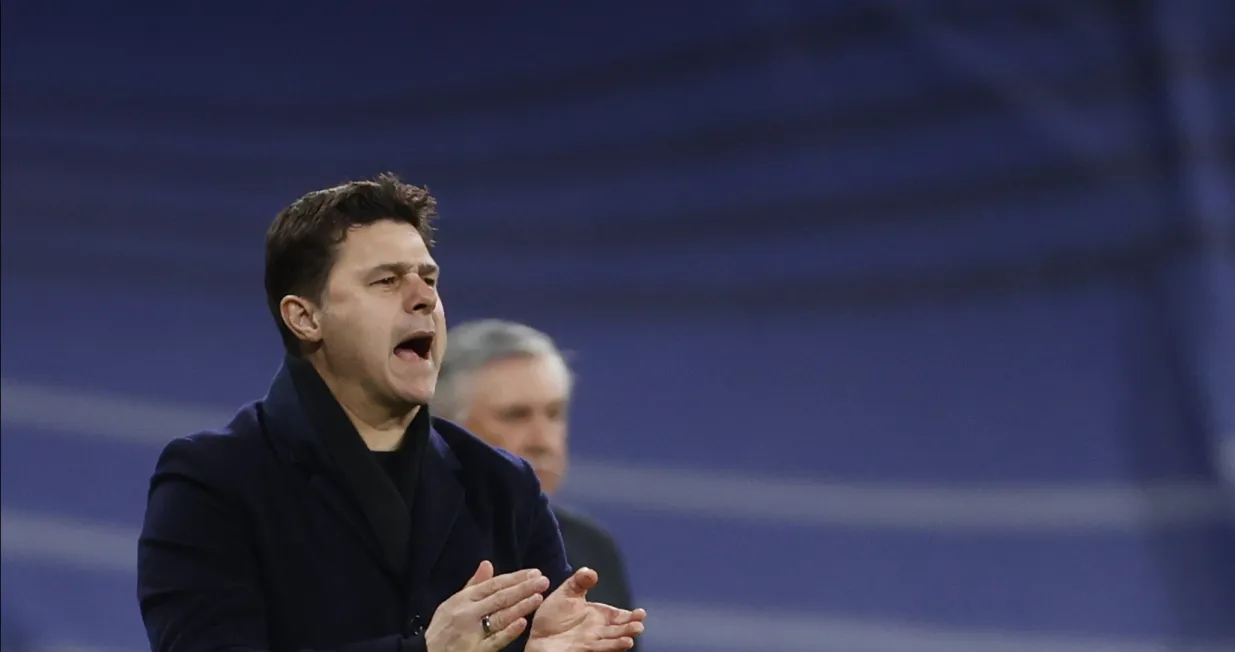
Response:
[262, 356, 428, 582]
[313, 417, 411, 580]
[304, 472, 374, 546]
[409, 428, 465, 587]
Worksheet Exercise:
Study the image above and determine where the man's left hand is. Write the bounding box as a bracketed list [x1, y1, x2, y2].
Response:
[527, 567, 646, 652]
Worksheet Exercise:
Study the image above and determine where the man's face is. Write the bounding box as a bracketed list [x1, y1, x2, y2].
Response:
[463, 355, 571, 495]
[296, 219, 447, 406]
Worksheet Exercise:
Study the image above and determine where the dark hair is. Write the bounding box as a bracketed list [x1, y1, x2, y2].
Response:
[264, 172, 438, 355]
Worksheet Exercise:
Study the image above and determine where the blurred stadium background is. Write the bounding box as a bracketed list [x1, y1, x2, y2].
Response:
[2, 1, 1233, 651]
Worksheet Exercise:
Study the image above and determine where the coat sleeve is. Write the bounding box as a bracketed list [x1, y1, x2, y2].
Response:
[498, 460, 573, 652]
[137, 437, 426, 652]
[516, 460, 573, 594]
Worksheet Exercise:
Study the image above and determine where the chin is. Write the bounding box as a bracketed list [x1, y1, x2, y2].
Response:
[393, 384, 435, 407]
[387, 367, 437, 406]
[537, 471, 562, 496]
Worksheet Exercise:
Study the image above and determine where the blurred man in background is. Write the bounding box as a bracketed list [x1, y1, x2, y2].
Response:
[435, 320, 637, 640]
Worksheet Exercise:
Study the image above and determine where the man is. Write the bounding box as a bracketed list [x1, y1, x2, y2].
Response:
[434, 320, 637, 644]
[137, 174, 645, 652]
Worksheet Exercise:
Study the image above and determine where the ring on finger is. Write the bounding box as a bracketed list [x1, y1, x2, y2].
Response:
[481, 614, 494, 637]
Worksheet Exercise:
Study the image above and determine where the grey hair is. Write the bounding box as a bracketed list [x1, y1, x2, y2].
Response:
[433, 319, 574, 421]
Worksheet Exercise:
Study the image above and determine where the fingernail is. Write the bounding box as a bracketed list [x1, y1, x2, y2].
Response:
[527, 569, 542, 578]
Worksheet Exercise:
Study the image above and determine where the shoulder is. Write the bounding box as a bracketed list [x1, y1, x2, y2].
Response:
[430, 416, 553, 537]
[551, 503, 622, 551]
[149, 401, 268, 495]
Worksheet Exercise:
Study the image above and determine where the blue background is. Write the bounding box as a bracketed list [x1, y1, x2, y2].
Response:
[3, 1, 1234, 650]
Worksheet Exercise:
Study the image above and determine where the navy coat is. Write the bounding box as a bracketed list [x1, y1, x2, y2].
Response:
[138, 356, 571, 651]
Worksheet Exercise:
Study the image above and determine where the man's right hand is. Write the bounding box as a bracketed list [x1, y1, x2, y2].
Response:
[424, 561, 551, 652]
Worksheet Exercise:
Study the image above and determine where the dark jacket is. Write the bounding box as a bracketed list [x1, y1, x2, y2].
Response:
[552, 505, 638, 651]
[137, 357, 571, 652]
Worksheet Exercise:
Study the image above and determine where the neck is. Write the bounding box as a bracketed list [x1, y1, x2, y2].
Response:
[307, 354, 419, 452]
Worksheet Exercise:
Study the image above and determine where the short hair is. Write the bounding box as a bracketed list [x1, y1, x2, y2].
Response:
[434, 320, 574, 421]
[264, 172, 438, 355]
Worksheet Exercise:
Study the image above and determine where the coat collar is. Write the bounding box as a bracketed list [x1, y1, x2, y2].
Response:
[261, 355, 461, 584]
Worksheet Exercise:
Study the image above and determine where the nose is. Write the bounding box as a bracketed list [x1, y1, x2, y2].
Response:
[524, 419, 565, 458]
[404, 277, 438, 315]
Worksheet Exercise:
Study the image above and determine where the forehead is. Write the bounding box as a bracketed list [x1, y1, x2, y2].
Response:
[471, 356, 571, 404]
[333, 220, 434, 270]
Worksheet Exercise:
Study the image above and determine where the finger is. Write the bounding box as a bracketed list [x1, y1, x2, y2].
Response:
[484, 593, 544, 635]
[598, 621, 644, 640]
[590, 603, 627, 624]
[465, 560, 494, 588]
[558, 566, 599, 599]
[590, 604, 647, 625]
[481, 616, 528, 652]
[473, 573, 548, 612]
[468, 568, 542, 599]
[477, 584, 546, 626]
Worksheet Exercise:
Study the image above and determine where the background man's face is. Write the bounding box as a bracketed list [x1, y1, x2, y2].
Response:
[462, 354, 570, 495]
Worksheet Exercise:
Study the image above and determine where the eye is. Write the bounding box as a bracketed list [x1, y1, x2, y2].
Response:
[424, 277, 438, 287]
[372, 276, 398, 286]
[498, 406, 532, 422]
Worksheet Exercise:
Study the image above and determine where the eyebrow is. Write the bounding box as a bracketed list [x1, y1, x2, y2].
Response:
[369, 262, 439, 276]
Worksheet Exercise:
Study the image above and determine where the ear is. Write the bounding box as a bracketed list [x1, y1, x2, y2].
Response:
[279, 295, 323, 346]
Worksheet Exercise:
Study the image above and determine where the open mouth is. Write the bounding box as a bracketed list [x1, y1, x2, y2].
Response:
[394, 333, 434, 361]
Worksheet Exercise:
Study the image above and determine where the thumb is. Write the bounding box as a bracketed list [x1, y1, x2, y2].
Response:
[560, 567, 598, 598]
[466, 560, 494, 588]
